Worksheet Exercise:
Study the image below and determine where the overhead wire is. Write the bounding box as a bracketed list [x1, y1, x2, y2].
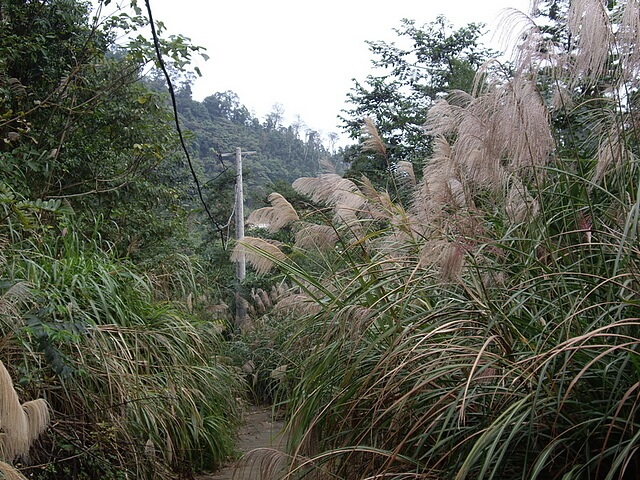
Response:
[143, 0, 230, 247]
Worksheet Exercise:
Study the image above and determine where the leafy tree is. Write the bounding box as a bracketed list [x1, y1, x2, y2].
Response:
[202, 90, 252, 125]
[0, 0, 202, 261]
[340, 16, 495, 191]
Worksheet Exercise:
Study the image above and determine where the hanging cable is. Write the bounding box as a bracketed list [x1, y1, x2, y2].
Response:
[143, 0, 227, 245]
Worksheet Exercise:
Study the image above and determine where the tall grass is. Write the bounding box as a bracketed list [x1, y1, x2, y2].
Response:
[0, 209, 243, 478]
[235, 1, 640, 478]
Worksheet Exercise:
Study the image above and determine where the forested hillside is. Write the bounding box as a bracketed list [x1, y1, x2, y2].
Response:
[175, 88, 338, 212]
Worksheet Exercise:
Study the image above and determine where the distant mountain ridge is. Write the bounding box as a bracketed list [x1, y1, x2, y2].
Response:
[175, 88, 339, 210]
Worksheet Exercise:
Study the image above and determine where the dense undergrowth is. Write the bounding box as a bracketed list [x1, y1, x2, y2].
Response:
[234, 1, 640, 478]
[0, 197, 244, 479]
[5, 0, 640, 478]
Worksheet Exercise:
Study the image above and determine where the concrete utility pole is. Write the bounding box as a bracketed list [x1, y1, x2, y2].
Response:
[221, 147, 256, 326]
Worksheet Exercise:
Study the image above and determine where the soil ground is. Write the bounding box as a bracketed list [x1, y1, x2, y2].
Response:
[196, 407, 287, 480]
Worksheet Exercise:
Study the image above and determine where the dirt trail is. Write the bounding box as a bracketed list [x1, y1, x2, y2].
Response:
[197, 407, 287, 480]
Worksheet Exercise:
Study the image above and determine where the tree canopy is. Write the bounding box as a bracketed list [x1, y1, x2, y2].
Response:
[340, 17, 495, 194]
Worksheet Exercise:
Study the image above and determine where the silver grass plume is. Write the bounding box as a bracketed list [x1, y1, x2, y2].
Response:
[273, 293, 321, 318]
[292, 175, 344, 204]
[594, 124, 626, 184]
[505, 176, 539, 223]
[418, 239, 465, 281]
[361, 117, 387, 158]
[0, 360, 50, 462]
[500, 7, 564, 78]
[522, 0, 639, 89]
[259, 288, 273, 309]
[250, 289, 266, 313]
[360, 177, 409, 224]
[318, 156, 337, 174]
[270, 282, 289, 303]
[413, 136, 466, 227]
[249, 288, 274, 315]
[426, 75, 554, 189]
[294, 224, 339, 252]
[246, 193, 299, 233]
[567, 0, 614, 84]
[0, 282, 31, 321]
[439, 242, 466, 282]
[232, 237, 286, 275]
[332, 305, 375, 338]
[326, 178, 366, 221]
[616, 0, 640, 80]
[395, 161, 416, 190]
[551, 84, 575, 113]
[0, 461, 27, 480]
[358, 178, 420, 256]
[293, 174, 365, 210]
[144, 438, 156, 458]
[293, 175, 366, 232]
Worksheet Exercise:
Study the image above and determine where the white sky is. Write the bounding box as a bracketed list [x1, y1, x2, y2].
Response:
[102, 0, 533, 144]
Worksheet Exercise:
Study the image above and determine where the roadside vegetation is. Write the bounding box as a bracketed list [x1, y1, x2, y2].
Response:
[3, 0, 639, 479]
[0, 0, 243, 477]
[236, 0, 640, 478]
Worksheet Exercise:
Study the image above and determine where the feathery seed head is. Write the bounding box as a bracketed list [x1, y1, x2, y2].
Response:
[246, 192, 299, 232]
[361, 117, 387, 158]
[232, 237, 286, 275]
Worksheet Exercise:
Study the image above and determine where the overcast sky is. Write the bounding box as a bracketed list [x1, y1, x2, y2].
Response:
[101, 0, 533, 144]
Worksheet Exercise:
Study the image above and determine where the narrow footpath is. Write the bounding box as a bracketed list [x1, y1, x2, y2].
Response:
[197, 407, 287, 480]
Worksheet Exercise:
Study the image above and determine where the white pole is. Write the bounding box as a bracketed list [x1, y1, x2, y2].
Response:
[223, 147, 255, 328]
[235, 147, 246, 282]
[234, 147, 247, 325]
